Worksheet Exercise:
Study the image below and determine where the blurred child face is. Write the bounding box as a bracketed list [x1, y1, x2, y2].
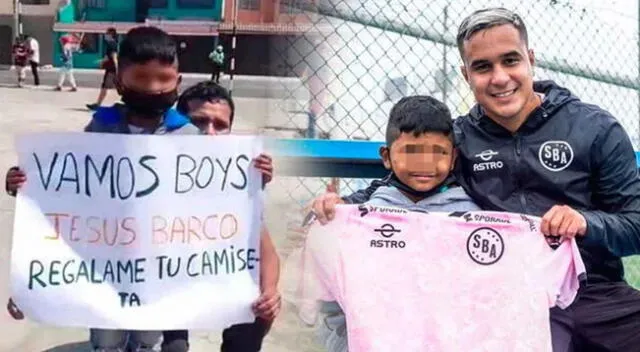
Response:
[186, 99, 232, 135]
[381, 132, 456, 192]
[117, 60, 181, 117]
[118, 59, 180, 94]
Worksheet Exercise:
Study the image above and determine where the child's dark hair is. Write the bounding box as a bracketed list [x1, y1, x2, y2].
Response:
[385, 95, 453, 146]
[118, 26, 177, 70]
[106, 27, 117, 37]
[177, 81, 235, 125]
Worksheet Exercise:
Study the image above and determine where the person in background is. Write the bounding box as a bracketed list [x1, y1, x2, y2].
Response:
[209, 45, 225, 83]
[12, 36, 30, 88]
[25, 34, 40, 86]
[87, 27, 119, 110]
[55, 33, 81, 92]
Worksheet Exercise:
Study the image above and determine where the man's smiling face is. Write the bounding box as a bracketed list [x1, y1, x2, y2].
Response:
[461, 24, 539, 132]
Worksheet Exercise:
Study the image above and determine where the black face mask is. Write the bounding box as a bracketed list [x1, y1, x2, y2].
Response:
[120, 86, 178, 119]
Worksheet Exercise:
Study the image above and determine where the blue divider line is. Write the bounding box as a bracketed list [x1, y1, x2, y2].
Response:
[270, 139, 640, 167]
[268, 138, 383, 161]
[268, 139, 640, 176]
[267, 138, 385, 177]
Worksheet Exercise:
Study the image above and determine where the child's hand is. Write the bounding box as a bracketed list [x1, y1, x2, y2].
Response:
[253, 154, 273, 186]
[6, 298, 24, 320]
[252, 288, 281, 322]
[6, 167, 26, 195]
[310, 192, 345, 225]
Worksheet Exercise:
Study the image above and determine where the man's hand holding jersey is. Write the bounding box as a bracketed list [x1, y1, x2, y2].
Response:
[541, 205, 588, 239]
[309, 192, 589, 239]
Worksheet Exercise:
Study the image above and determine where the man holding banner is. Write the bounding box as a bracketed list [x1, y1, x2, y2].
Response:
[310, 8, 640, 352]
[158, 81, 282, 351]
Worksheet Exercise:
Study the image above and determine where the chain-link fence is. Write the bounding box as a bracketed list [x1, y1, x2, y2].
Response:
[267, 0, 640, 293]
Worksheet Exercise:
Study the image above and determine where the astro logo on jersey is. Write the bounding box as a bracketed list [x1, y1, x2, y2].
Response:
[370, 223, 406, 248]
[473, 149, 504, 172]
[374, 223, 401, 238]
[467, 227, 505, 265]
[539, 141, 574, 172]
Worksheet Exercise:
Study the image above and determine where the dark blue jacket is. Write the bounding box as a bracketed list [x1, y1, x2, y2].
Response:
[85, 104, 200, 135]
[344, 80, 640, 283]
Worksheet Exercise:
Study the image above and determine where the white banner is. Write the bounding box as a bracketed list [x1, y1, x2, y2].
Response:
[10, 132, 263, 330]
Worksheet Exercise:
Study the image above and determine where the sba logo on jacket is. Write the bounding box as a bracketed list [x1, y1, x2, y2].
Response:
[538, 141, 574, 172]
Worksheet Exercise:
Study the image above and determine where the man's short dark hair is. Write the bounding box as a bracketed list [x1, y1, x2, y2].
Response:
[177, 81, 235, 125]
[385, 96, 453, 146]
[106, 27, 117, 36]
[118, 26, 177, 70]
[457, 8, 528, 60]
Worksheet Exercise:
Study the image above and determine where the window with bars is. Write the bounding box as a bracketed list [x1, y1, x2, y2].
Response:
[240, 0, 260, 11]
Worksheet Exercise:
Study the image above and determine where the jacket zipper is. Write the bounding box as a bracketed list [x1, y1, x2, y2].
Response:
[513, 107, 548, 213]
[514, 134, 528, 212]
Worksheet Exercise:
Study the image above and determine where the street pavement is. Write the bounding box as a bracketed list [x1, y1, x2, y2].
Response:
[0, 67, 305, 100]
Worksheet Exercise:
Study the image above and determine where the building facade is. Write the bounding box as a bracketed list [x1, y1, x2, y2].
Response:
[48, 0, 317, 75]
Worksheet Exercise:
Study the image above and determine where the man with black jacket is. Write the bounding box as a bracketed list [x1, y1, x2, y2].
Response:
[310, 8, 640, 352]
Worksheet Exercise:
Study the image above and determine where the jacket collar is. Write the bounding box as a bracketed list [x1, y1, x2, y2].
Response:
[92, 103, 190, 133]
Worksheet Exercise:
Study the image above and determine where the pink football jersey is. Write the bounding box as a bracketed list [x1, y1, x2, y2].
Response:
[297, 205, 586, 352]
